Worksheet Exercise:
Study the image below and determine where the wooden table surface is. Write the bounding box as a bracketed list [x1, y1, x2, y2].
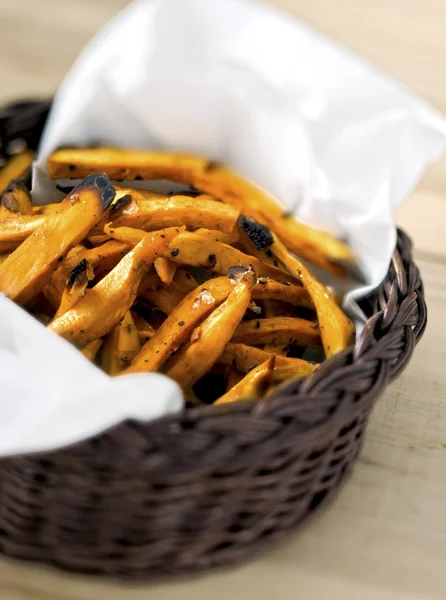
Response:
[1, 1, 446, 598]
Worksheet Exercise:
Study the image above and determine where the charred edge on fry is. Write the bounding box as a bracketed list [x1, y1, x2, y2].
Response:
[110, 193, 132, 214]
[1, 180, 31, 212]
[67, 259, 89, 287]
[72, 174, 116, 208]
[238, 215, 274, 251]
[208, 254, 217, 267]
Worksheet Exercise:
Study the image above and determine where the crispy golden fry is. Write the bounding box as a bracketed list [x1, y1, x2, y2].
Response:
[271, 235, 355, 357]
[108, 195, 240, 234]
[215, 356, 275, 405]
[232, 316, 321, 348]
[101, 311, 141, 375]
[236, 216, 288, 271]
[164, 270, 255, 387]
[252, 278, 313, 309]
[154, 257, 177, 285]
[173, 267, 198, 291]
[104, 223, 146, 246]
[0, 174, 116, 305]
[113, 185, 165, 200]
[44, 241, 129, 307]
[220, 343, 318, 382]
[0, 151, 33, 195]
[225, 365, 244, 391]
[48, 148, 353, 271]
[53, 259, 95, 320]
[164, 231, 296, 283]
[126, 273, 244, 374]
[0, 214, 46, 252]
[141, 281, 187, 314]
[33, 203, 60, 215]
[48, 227, 181, 346]
[81, 339, 103, 362]
[87, 234, 111, 247]
[260, 212, 348, 276]
[1, 180, 33, 215]
[194, 227, 240, 245]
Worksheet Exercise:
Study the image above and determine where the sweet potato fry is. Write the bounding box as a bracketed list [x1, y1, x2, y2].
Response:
[224, 365, 244, 391]
[252, 278, 313, 309]
[45, 240, 130, 307]
[154, 257, 177, 285]
[81, 339, 103, 362]
[33, 203, 60, 215]
[220, 343, 318, 382]
[164, 270, 256, 387]
[87, 234, 111, 247]
[103, 223, 146, 246]
[270, 235, 355, 357]
[193, 227, 240, 245]
[0, 151, 33, 195]
[48, 227, 181, 346]
[173, 267, 198, 291]
[125, 269, 254, 374]
[141, 281, 187, 314]
[109, 195, 240, 234]
[0, 214, 46, 252]
[232, 317, 321, 348]
[0, 174, 116, 305]
[163, 231, 296, 283]
[101, 311, 141, 375]
[214, 355, 275, 405]
[48, 148, 353, 271]
[1, 180, 33, 215]
[53, 258, 95, 319]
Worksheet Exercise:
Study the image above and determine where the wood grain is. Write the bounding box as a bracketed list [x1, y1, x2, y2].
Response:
[0, 0, 445, 598]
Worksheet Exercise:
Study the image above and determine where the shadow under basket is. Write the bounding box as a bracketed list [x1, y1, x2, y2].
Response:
[0, 100, 427, 579]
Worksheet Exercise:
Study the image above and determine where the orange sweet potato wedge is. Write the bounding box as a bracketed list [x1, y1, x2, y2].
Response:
[231, 316, 321, 348]
[125, 271, 250, 374]
[214, 355, 275, 405]
[163, 269, 256, 387]
[1, 180, 33, 215]
[219, 343, 318, 382]
[0, 151, 33, 195]
[48, 227, 182, 346]
[0, 174, 116, 305]
[47, 148, 354, 272]
[271, 234, 355, 358]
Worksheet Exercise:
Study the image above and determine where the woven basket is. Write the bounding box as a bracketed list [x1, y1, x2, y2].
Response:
[0, 100, 427, 579]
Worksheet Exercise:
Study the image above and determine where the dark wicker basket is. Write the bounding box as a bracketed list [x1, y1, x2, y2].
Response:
[0, 100, 427, 579]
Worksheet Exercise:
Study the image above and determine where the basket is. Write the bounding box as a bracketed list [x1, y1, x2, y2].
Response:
[0, 100, 427, 579]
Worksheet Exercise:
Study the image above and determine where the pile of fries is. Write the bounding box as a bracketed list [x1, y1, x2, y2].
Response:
[0, 148, 355, 405]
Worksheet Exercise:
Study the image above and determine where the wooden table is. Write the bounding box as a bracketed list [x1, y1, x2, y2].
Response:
[1, 1, 445, 598]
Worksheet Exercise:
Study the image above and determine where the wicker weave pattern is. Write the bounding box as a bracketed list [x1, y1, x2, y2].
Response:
[0, 101, 427, 578]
